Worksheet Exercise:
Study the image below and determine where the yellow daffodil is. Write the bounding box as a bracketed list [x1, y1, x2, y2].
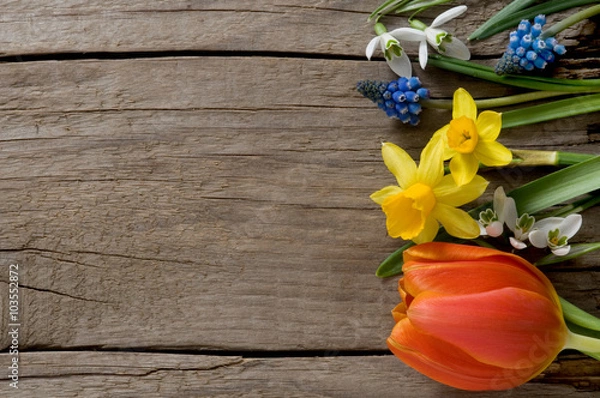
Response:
[432, 88, 512, 186]
[371, 141, 488, 243]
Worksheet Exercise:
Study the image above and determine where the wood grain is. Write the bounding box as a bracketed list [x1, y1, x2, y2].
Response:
[0, 0, 596, 61]
[0, 352, 598, 397]
[0, 0, 598, 395]
[0, 56, 597, 353]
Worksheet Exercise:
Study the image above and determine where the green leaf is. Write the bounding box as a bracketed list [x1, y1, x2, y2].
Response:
[375, 241, 414, 278]
[469, 0, 600, 41]
[508, 156, 600, 215]
[502, 94, 600, 128]
[535, 242, 600, 266]
[428, 55, 600, 91]
[469, 0, 537, 40]
[561, 297, 600, 332]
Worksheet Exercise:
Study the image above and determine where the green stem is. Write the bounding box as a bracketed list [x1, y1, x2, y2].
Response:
[557, 151, 598, 166]
[396, 0, 454, 14]
[561, 297, 600, 332]
[374, 22, 388, 36]
[421, 91, 573, 110]
[501, 93, 600, 128]
[510, 150, 595, 167]
[542, 4, 600, 39]
[469, 0, 600, 41]
[564, 330, 600, 353]
[469, 0, 537, 40]
[428, 55, 600, 91]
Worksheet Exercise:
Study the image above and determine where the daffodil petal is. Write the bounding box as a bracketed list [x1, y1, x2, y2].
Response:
[430, 5, 468, 28]
[418, 137, 444, 187]
[370, 185, 402, 205]
[452, 88, 477, 121]
[431, 203, 481, 239]
[476, 111, 502, 141]
[449, 153, 479, 186]
[474, 141, 513, 167]
[429, 125, 455, 160]
[434, 174, 488, 207]
[366, 36, 380, 60]
[386, 50, 412, 77]
[382, 142, 417, 189]
[440, 37, 470, 60]
[413, 216, 439, 244]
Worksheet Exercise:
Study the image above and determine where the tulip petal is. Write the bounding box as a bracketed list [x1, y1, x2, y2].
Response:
[408, 288, 567, 369]
[381, 142, 417, 189]
[402, 257, 556, 300]
[402, 243, 558, 300]
[434, 174, 488, 207]
[388, 318, 536, 391]
[453, 88, 477, 121]
[449, 153, 480, 186]
[370, 185, 402, 205]
[366, 36, 380, 60]
[430, 5, 468, 28]
[431, 203, 480, 239]
[474, 140, 513, 167]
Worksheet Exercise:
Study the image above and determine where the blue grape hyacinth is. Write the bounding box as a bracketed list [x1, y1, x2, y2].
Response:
[495, 15, 566, 75]
[356, 77, 430, 125]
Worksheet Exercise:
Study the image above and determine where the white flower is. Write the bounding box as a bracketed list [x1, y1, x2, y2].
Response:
[503, 194, 535, 250]
[478, 186, 508, 237]
[393, 6, 471, 69]
[529, 214, 583, 256]
[366, 23, 412, 77]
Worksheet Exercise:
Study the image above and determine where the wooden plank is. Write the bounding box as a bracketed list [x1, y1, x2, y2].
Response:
[0, 352, 598, 397]
[0, 56, 598, 352]
[0, 0, 596, 61]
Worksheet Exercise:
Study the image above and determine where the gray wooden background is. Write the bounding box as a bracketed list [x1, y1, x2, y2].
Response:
[0, 1, 598, 396]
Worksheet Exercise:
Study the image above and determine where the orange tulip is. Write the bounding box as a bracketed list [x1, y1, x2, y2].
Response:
[387, 242, 569, 391]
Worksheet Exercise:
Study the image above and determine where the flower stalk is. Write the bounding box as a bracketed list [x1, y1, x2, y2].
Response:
[469, 0, 600, 40]
[564, 330, 600, 353]
[541, 4, 600, 39]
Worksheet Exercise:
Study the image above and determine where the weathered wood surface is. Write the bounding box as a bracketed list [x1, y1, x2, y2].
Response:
[0, 352, 599, 397]
[0, 0, 598, 396]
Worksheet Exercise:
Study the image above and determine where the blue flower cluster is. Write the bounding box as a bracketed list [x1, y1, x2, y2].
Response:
[495, 15, 566, 75]
[356, 77, 430, 125]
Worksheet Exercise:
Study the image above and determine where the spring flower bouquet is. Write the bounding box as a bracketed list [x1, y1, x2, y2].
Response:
[360, 0, 600, 391]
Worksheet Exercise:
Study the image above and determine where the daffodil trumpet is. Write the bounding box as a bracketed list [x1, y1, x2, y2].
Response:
[376, 156, 600, 278]
[468, 0, 600, 41]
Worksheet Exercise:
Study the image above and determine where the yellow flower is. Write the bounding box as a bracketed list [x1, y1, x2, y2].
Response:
[371, 141, 488, 243]
[432, 88, 512, 186]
